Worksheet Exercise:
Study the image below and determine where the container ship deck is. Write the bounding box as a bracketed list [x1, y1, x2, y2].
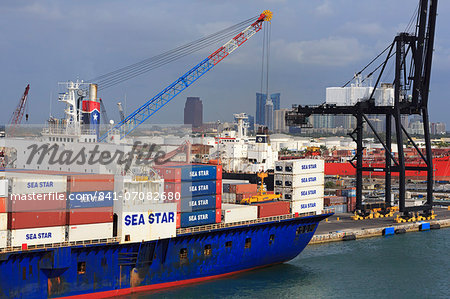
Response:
[0, 212, 330, 298]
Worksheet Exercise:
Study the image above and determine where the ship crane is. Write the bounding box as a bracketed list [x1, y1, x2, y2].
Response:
[9, 84, 30, 136]
[99, 10, 273, 142]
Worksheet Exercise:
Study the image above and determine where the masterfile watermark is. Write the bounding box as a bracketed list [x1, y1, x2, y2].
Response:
[25, 141, 167, 171]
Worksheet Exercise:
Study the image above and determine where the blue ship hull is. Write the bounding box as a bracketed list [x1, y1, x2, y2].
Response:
[0, 213, 331, 298]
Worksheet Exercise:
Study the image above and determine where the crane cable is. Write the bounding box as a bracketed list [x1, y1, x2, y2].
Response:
[342, 2, 420, 87]
[90, 16, 258, 90]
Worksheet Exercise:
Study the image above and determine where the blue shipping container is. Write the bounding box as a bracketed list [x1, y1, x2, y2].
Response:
[164, 180, 219, 198]
[178, 165, 217, 181]
[179, 209, 217, 228]
[179, 195, 217, 212]
[67, 191, 114, 209]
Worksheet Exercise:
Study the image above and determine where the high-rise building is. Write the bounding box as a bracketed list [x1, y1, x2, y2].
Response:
[274, 109, 288, 133]
[270, 93, 281, 111]
[264, 100, 274, 130]
[247, 114, 255, 132]
[256, 93, 266, 125]
[431, 122, 446, 135]
[184, 97, 203, 128]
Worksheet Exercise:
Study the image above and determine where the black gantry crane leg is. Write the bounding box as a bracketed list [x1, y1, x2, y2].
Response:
[385, 114, 392, 207]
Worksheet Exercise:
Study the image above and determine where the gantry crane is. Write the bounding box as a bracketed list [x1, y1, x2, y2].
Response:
[9, 84, 30, 136]
[285, 0, 437, 220]
[99, 10, 273, 142]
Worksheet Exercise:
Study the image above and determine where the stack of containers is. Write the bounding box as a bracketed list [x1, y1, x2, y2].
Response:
[66, 174, 115, 242]
[114, 176, 177, 243]
[343, 188, 356, 213]
[6, 173, 67, 247]
[0, 179, 7, 248]
[154, 164, 222, 228]
[222, 181, 258, 204]
[274, 159, 325, 215]
[324, 196, 347, 213]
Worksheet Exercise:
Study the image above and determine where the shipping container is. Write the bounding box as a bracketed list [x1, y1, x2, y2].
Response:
[342, 188, 356, 197]
[8, 174, 67, 194]
[164, 180, 221, 198]
[175, 194, 221, 212]
[0, 197, 6, 213]
[275, 185, 324, 201]
[117, 203, 177, 242]
[9, 226, 66, 247]
[324, 196, 346, 206]
[178, 209, 220, 228]
[68, 207, 113, 225]
[9, 192, 66, 212]
[67, 191, 114, 209]
[68, 174, 114, 192]
[0, 230, 6, 248]
[221, 204, 258, 223]
[275, 159, 324, 175]
[68, 222, 113, 242]
[0, 213, 6, 231]
[153, 164, 221, 182]
[291, 198, 324, 215]
[231, 184, 257, 194]
[274, 174, 283, 187]
[235, 192, 258, 203]
[331, 204, 347, 214]
[0, 180, 7, 197]
[283, 173, 324, 188]
[8, 211, 67, 230]
[255, 201, 290, 218]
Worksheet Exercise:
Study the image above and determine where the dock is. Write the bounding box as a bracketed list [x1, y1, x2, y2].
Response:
[311, 207, 450, 244]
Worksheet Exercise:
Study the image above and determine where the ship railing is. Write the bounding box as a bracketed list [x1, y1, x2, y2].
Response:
[0, 237, 120, 253]
[177, 212, 317, 235]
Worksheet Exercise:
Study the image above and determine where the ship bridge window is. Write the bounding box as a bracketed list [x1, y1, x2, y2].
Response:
[179, 248, 188, 261]
[225, 241, 232, 248]
[269, 234, 275, 245]
[245, 238, 251, 249]
[77, 262, 86, 274]
[204, 244, 212, 256]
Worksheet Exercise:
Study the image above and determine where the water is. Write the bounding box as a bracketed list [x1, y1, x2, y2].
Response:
[131, 229, 449, 299]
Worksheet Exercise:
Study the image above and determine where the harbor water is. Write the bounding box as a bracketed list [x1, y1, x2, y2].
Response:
[131, 229, 449, 298]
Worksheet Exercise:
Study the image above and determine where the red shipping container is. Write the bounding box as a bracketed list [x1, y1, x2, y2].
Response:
[0, 197, 6, 213]
[68, 207, 113, 225]
[68, 174, 114, 192]
[8, 192, 67, 212]
[235, 192, 258, 202]
[216, 194, 222, 209]
[8, 211, 67, 229]
[255, 201, 290, 218]
[235, 184, 257, 194]
[176, 213, 181, 229]
[216, 165, 223, 181]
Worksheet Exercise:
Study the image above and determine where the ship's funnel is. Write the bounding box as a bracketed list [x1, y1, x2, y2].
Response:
[89, 84, 98, 101]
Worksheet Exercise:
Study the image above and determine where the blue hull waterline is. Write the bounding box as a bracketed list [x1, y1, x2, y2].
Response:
[0, 213, 331, 298]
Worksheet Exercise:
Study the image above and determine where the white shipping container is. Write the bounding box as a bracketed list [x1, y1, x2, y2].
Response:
[0, 213, 6, 231]
[221, 204, 258, 224]
[7, 173, 67, 194]
[274, 174, 284, 187]
[0, 179, 7, 197]
[283, 173, 324, 188]
[0, 230, 7, 248]
[68, 223, 113, 242]
[291, 198, 324, 215]
[275, 159, 324, 175]
[10, 226, 66, 247]
[114, 175, 165, 212]
[117, 203, 177, 243]
[277, 185, 324, 201]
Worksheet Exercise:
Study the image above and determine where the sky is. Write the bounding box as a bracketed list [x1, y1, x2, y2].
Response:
[1, 0, 449, 128]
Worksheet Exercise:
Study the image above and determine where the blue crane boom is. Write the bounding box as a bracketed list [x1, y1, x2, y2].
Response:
[99, 10, 272, 142]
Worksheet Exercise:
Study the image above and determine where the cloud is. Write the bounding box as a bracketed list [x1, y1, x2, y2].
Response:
[316, 1, 333, 16]
[274, 37, 369, 67]
[338, 22, 384, 36]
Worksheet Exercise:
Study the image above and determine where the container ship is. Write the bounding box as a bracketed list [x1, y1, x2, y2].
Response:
[0, 80, 331, 298]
